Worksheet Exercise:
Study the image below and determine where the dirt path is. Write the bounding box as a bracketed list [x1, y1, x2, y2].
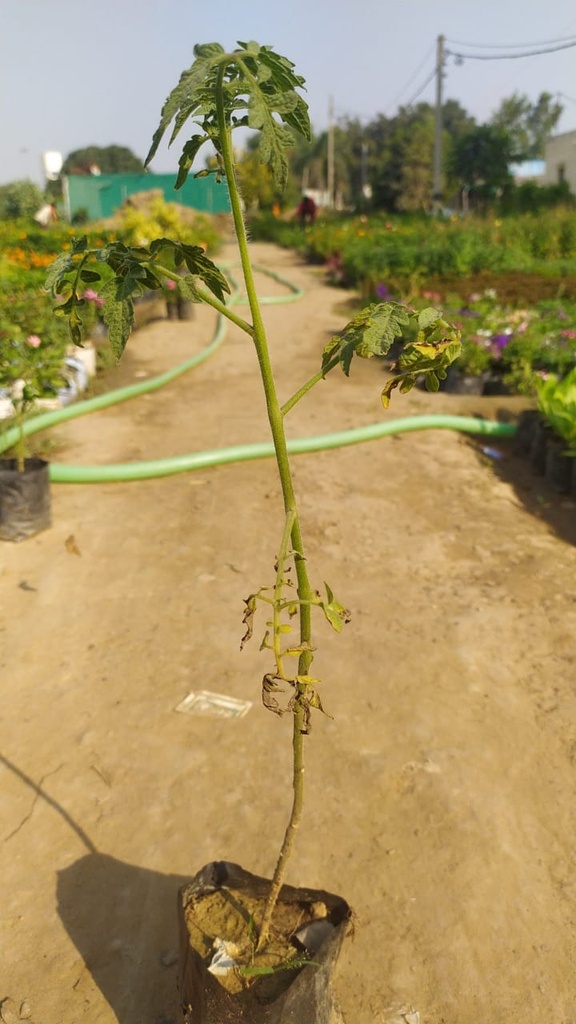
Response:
[2, 242, 576, 1024]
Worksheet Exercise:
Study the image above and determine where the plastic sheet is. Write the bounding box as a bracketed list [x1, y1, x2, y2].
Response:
[0, 458, 51, 542]
[178, 861, 350, 1023]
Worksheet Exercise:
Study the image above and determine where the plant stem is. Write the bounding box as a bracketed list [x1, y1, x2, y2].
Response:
[215, 66, 314, 950]
[150, 262, 255, 336]
[281, 354, 340, 416]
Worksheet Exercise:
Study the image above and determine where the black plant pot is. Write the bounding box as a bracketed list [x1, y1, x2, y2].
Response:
[444, 368, 489, 395]
[0, 458, 51, 542]
[178, 861, 350, 1024]
[513, 409, 540, 457]
[529, 417, 552, 476]
[545, 436, 574, 494]
[166, 299, 195, 321]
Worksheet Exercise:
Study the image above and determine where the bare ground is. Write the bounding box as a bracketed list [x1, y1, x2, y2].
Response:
[2, 242, 576, 1024]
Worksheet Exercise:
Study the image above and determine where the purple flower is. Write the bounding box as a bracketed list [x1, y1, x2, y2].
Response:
[490, 334, 511, 350]
[376, 283, 391, 300]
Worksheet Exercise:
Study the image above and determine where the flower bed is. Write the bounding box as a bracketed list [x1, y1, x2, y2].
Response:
[249, 209, 576, 288]
[0, 205, 225, 427]
[249, 210, 576, 397]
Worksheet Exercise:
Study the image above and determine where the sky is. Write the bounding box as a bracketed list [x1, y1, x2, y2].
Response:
[2, 0, 576, 187]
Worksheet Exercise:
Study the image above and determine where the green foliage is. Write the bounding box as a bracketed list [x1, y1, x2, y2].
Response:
[500, 180, 575, 217]
[145, 40, 310, 193]
[45, 41, 463, 952]
[46, 235, 229, 356]
[116, 195, 221, 253]
[449, 125, 517, 204]
[62, 144, 144, 175]
[323, 303, 410, 374]
[322, 303, 461, 405]
[536, 369, 576, 449]
[0, 312, 69, 467]
[0, 180, 44, 220]
[251, 210, 576, 287]
[491, 91, 563, 160]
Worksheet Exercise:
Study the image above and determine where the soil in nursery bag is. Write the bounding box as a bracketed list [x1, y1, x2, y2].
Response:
[0, 457, 51, 541]
[178, 861, 350, 1024]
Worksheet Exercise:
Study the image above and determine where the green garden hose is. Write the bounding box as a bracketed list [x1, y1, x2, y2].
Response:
[48, 415, 516, 483]
[0, 259, 517, 484]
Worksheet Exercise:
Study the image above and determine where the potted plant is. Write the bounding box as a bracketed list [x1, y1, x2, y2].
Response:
[535, 368, 576, 493]
[444, 333, 492, 394]
[0, 326, 69, 541]
[46, 40, 461, 1022]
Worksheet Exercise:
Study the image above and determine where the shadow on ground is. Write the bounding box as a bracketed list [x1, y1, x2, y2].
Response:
[464, 405, 576, 548]
[57, 852, 188, 1024]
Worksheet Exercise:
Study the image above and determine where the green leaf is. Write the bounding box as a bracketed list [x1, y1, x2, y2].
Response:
[194, 42, 225, 59]
[100, 279, 135, 359]
[70, 236, 88, 254]
[145, 41, 309, 194]
[320, 582, 351, 633]
[323, 302, 411, 377]
[418, 307, 441, 329]
[145, 53, 222, 166]
[175, 135, 208, 189]
[381, 327, 461, 408]
[45, 251, 77, 296]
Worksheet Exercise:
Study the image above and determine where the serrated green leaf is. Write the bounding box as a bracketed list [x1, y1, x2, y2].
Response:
[382, 331, 461, 408]
[45, 252, 76, 295]
[178, 243, 230, 302]
[175, 135, 207, 189]
[71, 236, 88, 254]
[100, 279, 135, 359]
[145, 41, 308, 193]
[418, 307, 441, 329]
[194, 42, 225, 58]
[145, 55, 219, 166]
[323, 302, 411, 377]
[247, 90, 268, 130]
[284, 96, 311, 141]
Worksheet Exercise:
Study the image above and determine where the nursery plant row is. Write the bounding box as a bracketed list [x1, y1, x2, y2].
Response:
[0, 205, 225, 420]
[250, 208, 576, 287]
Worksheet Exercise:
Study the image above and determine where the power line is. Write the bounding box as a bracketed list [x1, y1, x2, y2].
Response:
[445, 34, 576, 49]
[387, 42, 436, 111]
[446, 39, 576, 61]
[404, 66, 437, 107]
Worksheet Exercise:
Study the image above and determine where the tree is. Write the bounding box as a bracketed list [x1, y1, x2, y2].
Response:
[491, 92, 563, 159]
[365, 100, 476, 213]
[0, 179, 44, 219]
[449, 124, 516, 210]
[62, 145, 145, 175]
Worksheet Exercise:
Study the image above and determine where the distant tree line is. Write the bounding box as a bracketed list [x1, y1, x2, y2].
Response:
[0, 96, 570, 221]
[236, 90, 570, 214]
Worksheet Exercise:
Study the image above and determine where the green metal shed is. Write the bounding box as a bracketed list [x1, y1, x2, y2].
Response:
[63, 173, 231, 221]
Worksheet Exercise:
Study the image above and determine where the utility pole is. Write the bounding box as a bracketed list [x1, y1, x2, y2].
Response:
[432, 34, 445, 214]
[327, 95, 335, 209]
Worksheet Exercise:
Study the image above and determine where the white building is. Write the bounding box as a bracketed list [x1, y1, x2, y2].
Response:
[543, 130, 576, 194]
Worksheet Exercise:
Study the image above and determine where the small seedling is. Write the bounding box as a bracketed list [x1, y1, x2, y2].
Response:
[47, 40, 461, 957]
